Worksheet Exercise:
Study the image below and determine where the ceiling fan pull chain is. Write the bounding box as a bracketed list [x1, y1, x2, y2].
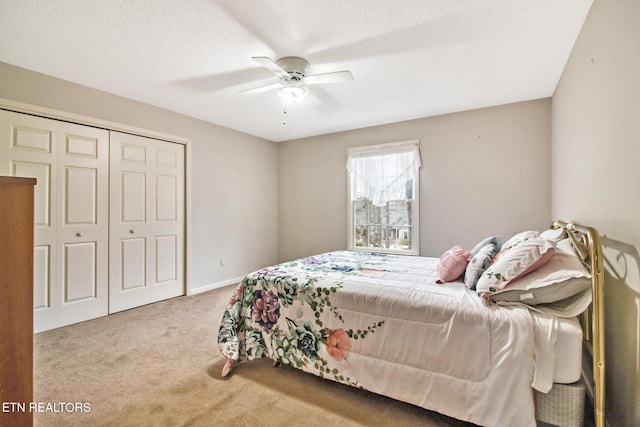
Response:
[282, 103, 287, 125]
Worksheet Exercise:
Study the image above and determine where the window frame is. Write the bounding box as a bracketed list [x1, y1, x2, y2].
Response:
[346, 139, 420, 256]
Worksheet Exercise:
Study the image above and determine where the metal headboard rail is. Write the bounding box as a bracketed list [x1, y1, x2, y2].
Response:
[552, 220, 605, 427]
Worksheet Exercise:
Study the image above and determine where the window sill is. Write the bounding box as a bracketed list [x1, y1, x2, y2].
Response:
[348, 246, 420, 256]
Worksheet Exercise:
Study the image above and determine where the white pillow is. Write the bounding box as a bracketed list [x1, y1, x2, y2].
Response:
[476, 231, 555, 294]
[501, 230, 539, 250]
[497, 289, 592, 318]
[540, 227, 566, 243]
[487, 238, 591, 306]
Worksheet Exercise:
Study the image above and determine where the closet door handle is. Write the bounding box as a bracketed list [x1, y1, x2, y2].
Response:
[129, 229, 136, 234]
[75, 232, 83, 237]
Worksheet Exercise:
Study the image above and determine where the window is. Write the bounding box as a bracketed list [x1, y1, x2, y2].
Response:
[346, 140, 421, 255]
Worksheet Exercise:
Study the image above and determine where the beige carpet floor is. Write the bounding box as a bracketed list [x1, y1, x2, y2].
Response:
[33, 285, 475, 427]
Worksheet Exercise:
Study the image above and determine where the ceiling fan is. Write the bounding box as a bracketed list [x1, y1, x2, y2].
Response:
[239, 56, 354, 105]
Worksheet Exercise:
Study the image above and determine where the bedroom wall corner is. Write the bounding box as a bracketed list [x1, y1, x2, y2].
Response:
[551, 0, 640, 426]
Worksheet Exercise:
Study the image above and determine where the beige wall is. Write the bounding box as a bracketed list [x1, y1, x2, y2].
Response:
[278, 99, 551, 262]
[552, 1, 640, 425]
[0, 62, 279, 293]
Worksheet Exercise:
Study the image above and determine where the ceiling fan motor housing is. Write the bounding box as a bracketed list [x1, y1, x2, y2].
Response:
[276, 56, 309, 81]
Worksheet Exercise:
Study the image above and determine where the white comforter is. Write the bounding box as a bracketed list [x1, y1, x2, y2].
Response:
[218, 251, 555, 427]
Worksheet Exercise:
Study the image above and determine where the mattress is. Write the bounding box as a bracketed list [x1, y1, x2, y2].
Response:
[553, 316, 583, 384]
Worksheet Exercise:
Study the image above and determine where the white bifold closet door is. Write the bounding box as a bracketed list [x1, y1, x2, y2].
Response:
[109, 131, 184, 313]
[0, 111, 109, 332]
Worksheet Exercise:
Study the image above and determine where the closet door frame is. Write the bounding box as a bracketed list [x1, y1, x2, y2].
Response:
[0, 98, 193, 301]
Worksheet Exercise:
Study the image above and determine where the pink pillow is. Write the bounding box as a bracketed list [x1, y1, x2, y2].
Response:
[436, 245, 472, 283]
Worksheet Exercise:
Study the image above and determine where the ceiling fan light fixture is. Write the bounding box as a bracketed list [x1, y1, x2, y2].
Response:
[279, 85, 308, 103]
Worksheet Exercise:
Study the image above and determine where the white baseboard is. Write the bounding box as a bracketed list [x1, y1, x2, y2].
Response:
[189, 276, 244, 295]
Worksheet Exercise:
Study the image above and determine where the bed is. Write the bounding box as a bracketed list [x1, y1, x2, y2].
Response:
[217, 220, 605, 427]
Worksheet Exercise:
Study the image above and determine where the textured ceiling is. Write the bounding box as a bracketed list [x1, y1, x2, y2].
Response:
[0, 0, 592, 142]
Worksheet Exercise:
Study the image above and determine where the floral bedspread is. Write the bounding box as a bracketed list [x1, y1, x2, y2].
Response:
[218, 251, 387, 382]
[217, 250, 540, 427]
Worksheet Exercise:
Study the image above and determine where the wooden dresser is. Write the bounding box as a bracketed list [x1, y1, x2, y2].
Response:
[0, 176, 36, 426]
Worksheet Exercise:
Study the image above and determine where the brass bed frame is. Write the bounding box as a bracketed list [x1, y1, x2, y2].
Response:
[552, 220, 605, 427]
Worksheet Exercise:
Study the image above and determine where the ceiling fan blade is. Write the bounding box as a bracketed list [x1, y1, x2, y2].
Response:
[304, 70, 354, 85]
[239, 82, 283, 96]
[303, 90, 322, 106]
[252, 56, 290, 80]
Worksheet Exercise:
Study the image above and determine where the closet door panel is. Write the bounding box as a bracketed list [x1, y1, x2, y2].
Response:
[63, 242, 97, 301]
[33, 246, 50, 310]
[64, 167, 97, 224]
[27, 160, 54, 325]
[121, 237, 147, 290]
[122, 171, 146, 222]
[110, 131, 184, 313]
[155, 235, 177, 283]
[0, 111, 58, 331]
[13, 162, 52, 227]
[12, 125, 52, 152]
[55, 123, 109, 328]
[156, 174, 176, 221]
[149, 140, 184, 303]
[110, 134, 151, 312]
